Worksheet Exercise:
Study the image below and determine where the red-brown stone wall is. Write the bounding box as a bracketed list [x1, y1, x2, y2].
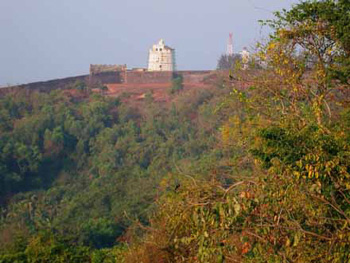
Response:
[0, 70, 216, 97]
[126, 71, 173, 84]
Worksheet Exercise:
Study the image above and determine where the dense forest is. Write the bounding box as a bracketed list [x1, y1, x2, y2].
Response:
[1, 0, 350, 262]
[0, 76, 228, 262]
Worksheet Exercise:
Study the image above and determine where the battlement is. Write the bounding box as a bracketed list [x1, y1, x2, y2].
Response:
[0, 70, 216, 97]
[89, 64, 127, 75]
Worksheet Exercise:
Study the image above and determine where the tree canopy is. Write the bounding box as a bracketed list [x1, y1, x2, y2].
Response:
[1, 1, 350, 262]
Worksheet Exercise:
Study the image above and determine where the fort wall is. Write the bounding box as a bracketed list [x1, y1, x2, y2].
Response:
[0, 70, 216, 97]
[126, 71, 173, 84]
[179, 71, 213, 83]
[90, 71, 125, 85]
[0, 75, 89, 95]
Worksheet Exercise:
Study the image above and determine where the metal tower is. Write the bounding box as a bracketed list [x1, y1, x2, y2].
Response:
[227, 33, 233, 56]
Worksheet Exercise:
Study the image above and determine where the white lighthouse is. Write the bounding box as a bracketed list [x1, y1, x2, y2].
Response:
[148, 39, 176, 71]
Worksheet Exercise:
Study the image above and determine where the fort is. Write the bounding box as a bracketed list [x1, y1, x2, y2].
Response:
[0, 68, 217, 99]
[148, 39, 176, 71]
[0, 39, 218, 99]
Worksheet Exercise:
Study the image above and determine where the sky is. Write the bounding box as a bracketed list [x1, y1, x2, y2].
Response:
[0, 0, 300, 86]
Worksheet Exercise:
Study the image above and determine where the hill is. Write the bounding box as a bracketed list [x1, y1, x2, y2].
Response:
[0, 70, 218, 101]
[1, 1, 350, 262]
[0, 68, 235, 262]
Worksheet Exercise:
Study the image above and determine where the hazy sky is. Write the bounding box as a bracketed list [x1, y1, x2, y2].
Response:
[0, 0, 299, 85]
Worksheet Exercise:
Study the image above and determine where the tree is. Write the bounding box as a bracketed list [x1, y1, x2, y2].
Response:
[217, 54, 241, 70]
[100, 85, 109, 95]
[170, 74, 184, 94]
[124, 1, 350, 262]
[254, 0, 350, 129]
[72, 80, 87, 91]
[269, 0, 350, 83]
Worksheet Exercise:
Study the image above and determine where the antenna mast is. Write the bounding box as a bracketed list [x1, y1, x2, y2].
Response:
[227, 33, 233, 56]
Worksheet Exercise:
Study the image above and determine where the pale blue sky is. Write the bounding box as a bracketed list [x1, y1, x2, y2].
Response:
[0, 0, 299, 85]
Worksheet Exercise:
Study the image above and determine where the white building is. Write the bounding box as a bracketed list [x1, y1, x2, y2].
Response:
[148, 39, 176, 71]
[240, 47, 250, 70]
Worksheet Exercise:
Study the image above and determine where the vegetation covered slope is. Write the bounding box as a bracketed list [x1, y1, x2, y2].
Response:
[124, 1, 350, 262]
[0, 79, 231, 261]
[1, 0, 350, 262]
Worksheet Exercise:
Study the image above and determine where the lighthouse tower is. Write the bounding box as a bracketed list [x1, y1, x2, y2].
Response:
[148, 39, 176, 71]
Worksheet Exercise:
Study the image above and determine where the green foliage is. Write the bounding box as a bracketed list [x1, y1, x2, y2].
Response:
[0, 232, 91, 263]
[124, 1, 350, 262]
[0, 72, 227, 261]
[266, 0, 350, 83]
[81, 218, 120, 249]
[217, 54, 242, 70]
[72, 80, 88, 92]
[2, 1, 350, 262]
[170, 75, 184, 94]
[125, 178, 247, 263]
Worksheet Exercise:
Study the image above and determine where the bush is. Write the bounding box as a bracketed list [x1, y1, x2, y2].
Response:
[170, 75, 184, 94]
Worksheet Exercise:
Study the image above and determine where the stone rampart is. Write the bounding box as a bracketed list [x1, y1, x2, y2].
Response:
[178, 71, 213, 83]
[90, 71, 126, 86]
[126, 71, 173, 84]
[0, 70, 216, 97]
[90, 64, 126, 74]
[24, 75, 89, 91]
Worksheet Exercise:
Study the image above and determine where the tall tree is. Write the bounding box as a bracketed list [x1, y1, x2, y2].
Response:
[217, 54, 241, 70]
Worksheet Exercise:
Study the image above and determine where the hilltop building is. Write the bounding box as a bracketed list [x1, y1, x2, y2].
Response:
[240, 47, 250, 70]
[89, 64, 127, 85]
[89, 64, 126, 75]
[148, 39, 176, 71]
